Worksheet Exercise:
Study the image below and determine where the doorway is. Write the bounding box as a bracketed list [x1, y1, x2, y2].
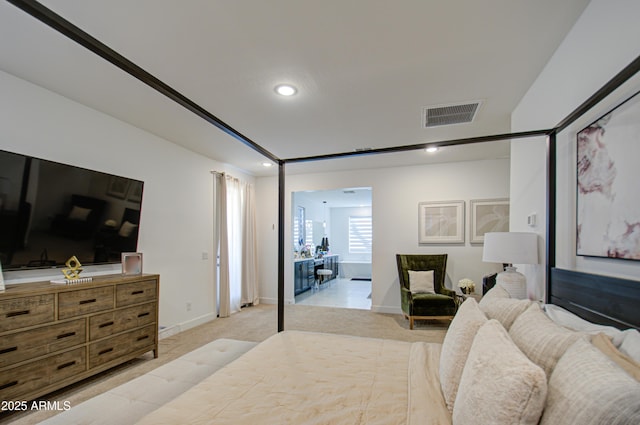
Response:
[292, 187, 372, 310]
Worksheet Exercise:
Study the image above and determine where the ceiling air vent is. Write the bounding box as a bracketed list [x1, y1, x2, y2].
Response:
[423, 101, 481, 128]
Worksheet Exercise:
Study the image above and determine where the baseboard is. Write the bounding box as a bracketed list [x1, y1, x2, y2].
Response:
[159, 312, 216, 340]
[371, 304, 403, 315]
[260, 297, 295, 305]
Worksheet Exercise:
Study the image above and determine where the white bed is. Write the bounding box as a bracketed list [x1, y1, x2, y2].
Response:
[135, 331, 449, 425]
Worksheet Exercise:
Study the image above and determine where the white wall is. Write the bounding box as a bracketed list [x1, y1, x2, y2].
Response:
[256, 158, 508, 313]
[511, 0, 640, 299]
[0, 69, 253, 331]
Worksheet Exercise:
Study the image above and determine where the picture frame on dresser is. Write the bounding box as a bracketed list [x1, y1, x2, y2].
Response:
[122, 252, 143, 275]
[418, 200, 465, 244]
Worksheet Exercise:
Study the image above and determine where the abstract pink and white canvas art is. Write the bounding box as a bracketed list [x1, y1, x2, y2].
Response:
[577, 90, 640, 260]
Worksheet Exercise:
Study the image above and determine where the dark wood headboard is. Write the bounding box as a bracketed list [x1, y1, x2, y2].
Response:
[549, 268, 640, 331]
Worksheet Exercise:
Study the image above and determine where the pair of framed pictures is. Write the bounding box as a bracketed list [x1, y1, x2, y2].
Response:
[418, 199, 509, 244]
[121, 252, 143, 275]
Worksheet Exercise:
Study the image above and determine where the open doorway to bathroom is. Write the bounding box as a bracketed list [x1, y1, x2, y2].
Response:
[292, 187, 372, 310]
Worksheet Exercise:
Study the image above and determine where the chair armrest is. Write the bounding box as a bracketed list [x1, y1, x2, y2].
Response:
[440, 287, 456, 298]
[400, 286, 412, 315]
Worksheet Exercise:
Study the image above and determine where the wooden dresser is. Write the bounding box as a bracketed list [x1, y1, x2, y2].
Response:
[0, 273, 159, 402]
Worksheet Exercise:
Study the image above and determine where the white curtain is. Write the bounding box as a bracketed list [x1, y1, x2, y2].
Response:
[214, 172, 258, 317]
[242, 182, 259, 306]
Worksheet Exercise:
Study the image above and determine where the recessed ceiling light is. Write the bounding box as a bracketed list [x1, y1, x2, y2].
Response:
[275, 84, 297, 96]
[426, 146, 439, 153]
[262, 162, 273, 167]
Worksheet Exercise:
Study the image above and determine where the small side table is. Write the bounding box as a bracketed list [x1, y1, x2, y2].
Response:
[459, 291, 482, 302]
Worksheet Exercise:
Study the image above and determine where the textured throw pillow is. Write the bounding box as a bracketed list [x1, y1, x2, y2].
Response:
[408, 270, 435, 294]
[481, 284, 511, 301]
[540, 338, 640, 425]
[591, 333, 640, 381]
[118, 221, 139, 238]
[68, 205, 92, 221]
[509, 303, 582, 377]
[439, 298, 488, 412]
[453, 320, 547, 425]
[478, 297, 531, 330]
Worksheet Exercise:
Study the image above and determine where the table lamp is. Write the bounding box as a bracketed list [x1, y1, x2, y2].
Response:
[482, 232, 538, 299]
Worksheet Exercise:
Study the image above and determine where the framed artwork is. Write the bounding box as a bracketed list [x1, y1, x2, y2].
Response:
[470, 198, 510, 244]
[577, 90, 640, 260]
[107, 176, 130, 199]
[418, 200, 464, 244]
[127, 180, 143, 202]
[122, 252, 143, 275]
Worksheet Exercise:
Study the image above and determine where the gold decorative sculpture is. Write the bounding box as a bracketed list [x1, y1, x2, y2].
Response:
[62, 256, 83, 280]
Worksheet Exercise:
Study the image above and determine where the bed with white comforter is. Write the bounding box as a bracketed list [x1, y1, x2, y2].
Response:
[135, 331, 449, 425]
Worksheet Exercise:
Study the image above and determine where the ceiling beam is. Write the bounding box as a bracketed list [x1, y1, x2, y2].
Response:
[283, 129, 553, 163]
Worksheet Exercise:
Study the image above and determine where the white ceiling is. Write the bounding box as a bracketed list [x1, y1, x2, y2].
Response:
[0, 0, 590, 176]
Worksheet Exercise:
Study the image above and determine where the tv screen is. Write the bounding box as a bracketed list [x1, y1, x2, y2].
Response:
[0, 149, 144, 271]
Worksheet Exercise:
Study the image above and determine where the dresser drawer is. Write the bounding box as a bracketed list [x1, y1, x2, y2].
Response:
[0, 347, 86, 401]
[89, 302, 156, 341]
[0, 294, 54, 333]
[58, 286, 114, 319]
[89, 325, 156, 369]
[0, 319, 85, 368]
[116, 280, 157, 307]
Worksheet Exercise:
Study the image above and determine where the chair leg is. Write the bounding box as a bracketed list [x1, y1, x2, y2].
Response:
[409, 316, 414, 330]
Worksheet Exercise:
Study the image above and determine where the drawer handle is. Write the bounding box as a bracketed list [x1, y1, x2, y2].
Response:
[137, 312, 150, 318]
[0, 346, 18, 355]
[99, 321, 115, 328]
[98, 348, 113, 356]
[6, 310, 30, 318]
[79, 298, 97, 305]
[0, 381, 18, 391]
[131, 290, 144, 295]
[136, 335, 149, 342]
[57, 361, 76, 370]
[56, 332, 76, 340]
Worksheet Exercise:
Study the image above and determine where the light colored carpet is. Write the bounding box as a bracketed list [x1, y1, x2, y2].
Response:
[2, 304, 448, 425]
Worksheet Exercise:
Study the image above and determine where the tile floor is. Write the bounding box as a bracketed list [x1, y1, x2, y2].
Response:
[295, 277, 372, 310]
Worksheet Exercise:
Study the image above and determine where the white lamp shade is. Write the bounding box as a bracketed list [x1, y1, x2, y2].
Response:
[482, 232, 539, 265]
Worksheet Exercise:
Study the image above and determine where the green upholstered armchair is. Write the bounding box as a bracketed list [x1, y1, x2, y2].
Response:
[396, 254, 458, 329]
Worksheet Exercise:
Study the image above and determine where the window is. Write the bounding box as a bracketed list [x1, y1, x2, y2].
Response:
[349, 216, 372, 254]
[305, 220, 314, 247]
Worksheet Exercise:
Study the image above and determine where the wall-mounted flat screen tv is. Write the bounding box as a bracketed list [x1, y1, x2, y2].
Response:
[0, 149, 144, 271]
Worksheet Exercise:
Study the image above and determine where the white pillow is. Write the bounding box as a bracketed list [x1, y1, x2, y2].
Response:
[509, 303, 582, 377]
[439, 298, 488, 412]
[619, 330, 640, 363]
[540, 337, 640, 425]
[408, 270, 435, 294]
[543, 304, 624, 344]
[68, 205, 92, 221]
[482, 284, 510, 300]
[478, 297, 531, 330]
[453, 320, 547, 425]
[118, 221, 138, 238]
[543, 304, 640, 363]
